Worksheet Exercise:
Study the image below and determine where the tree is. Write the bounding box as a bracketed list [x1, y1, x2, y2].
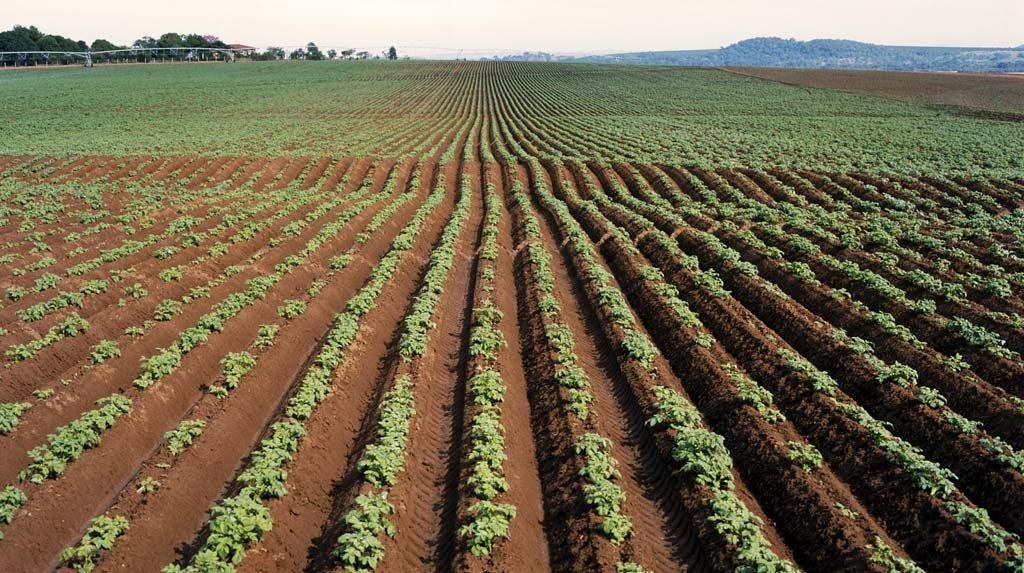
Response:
[355, 51, 369, 60]
[306, 42, 323, 60]
[341, 49, 355, 60]
[90, 39, 123, 63]
[133, 36, 157, 49]
[0, 28, 38, 53]
[157, 33, 183, 48]
[327, 49, 337, 60]
[132, 36, 157, 62]
[183, 34, 209, 48]
[289, 48, 305, 60]
[10, 25, 44, 44]
[258, 46, 285, 61]
[91, 39, 121, 52]
[36, 35, 61, 52]
[387, 46, 398, 60]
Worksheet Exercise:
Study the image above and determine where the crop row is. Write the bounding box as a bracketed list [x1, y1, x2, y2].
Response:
[455, 180, 516, 563]
[331, 167, 474, 571]
[165, 163, 450, 571]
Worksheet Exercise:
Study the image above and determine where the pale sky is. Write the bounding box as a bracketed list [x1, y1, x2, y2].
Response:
[5, 0, 1022, 57]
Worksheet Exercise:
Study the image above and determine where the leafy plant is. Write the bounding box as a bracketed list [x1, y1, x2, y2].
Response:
[158, 267, 184, 282]
[153, 299, 182, 321]
[220, 351, 256, 390]
[785, 441, 824, 472]
[137, 477, 160, 495]
[164, 419, 206, 456]
[333, 493, 396, 571]
[253, 324, 280, 349]
[90, 340, 120, 364]
[575, 433, 632, 544]
[59, 513, 129, 572]
[0, 402, 32, 434]
[6, 286, 26, 301]
[0, 485, 27, 536]
[20, 394, 132, 483]
[459, 500, 516, 557]
[868, 536, 924, 572]
[33, 388, 54, 400]
[357, 376, 415, 487]
[277, 299, 306, 319]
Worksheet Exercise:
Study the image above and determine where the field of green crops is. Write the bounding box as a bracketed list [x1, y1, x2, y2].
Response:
[2, 61, 1022, 173]
[1, 61, 1023, 573]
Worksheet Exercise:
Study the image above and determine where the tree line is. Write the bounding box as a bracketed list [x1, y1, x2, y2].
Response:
[0, 25, 400, 66]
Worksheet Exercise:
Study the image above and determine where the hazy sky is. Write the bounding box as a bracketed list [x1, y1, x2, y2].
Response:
[5, 0, 1022, 56]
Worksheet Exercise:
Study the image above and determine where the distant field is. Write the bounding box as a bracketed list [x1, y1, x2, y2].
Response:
[1, 61, 1023, 573]
[2, 61, 1023, 173]
[725, 66, 1024, 117]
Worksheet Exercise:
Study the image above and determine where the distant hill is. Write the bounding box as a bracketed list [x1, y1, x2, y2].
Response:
[500, 38, 1024, 72]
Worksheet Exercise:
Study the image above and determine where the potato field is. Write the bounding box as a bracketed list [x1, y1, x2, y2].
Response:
[0, 61, 1023, 572]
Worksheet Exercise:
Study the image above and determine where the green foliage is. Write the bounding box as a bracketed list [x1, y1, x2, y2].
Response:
[468, 302, 505, 360]
[398, 178, 472, 361]
[868, 537, 924, 573]
[164, 419, 206, 455]
[20, 394, 132, 483]
[835, 502, 860, 521]
[134, 347, 182, 389]
[916, 386, 948, 409]
[277, 299, 306, 319]
[5, 313, 89, 362]
[154, 245, 179, 260]
[708, 492, 797, 572]
[832, 399, 956, 499]
[330, 253, 353, 270]
[3, 62, 1021, 174]
[60, 514, 129, 572]
[779, 349, 838, 395]
[153, 299, 182, 321]
[0, 485, 27, 535]
[947, 317, 1017, 359]
[459, 501, 516, 557]
[357, 376, 415, 487]
[5, 62, 1016, 572]
[875, 362, 918, 388]
[469, 369, 506, 407]
[465, 405, 509, 499]
[785, 441, 824, 472]
[168, 423, 305, 571]
[333, 493, 396, 571]
[33, 388, 54, 400]
[237, 421, 305, 498]
[6, 286, 26, 301]
[645, 385, 795, 570]
[90, 340, 120, 364]
[220, 351, 256, 390]
[723, 363, 785, 424]
[979, 437, 1024, 472]
[194, 491, 272, 567]
[944, 501, 1020, 555]
[253, 324, 280, 349]
[137, 477, 160, 495]
[158, 266, 183, 282]
[575, 433, 632, 544]
[0, 402, 32, 434]
[123, 282, 148, 296]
